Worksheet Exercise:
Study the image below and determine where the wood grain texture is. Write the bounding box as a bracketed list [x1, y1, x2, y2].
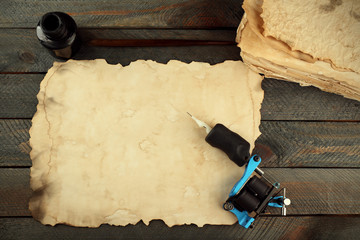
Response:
[0, 29, 240, 72]
[261, 79, 360, 121]
[0, 75, 41, 119]
[0, 120, 31, 167]
[0, 0, 243, 28]
[1, 75, 360, 120]
[0, 168, 31, 217]
[0, 0, 358, 239]
[1, 168, 359, 217]
[255, 121, 360, 167]
[1, 216, 360, 240]
[0, 120, 359, 167]
[87, 39, 236, 47]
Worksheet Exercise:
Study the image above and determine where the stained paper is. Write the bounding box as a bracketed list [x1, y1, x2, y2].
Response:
[29, 59, 264, 227]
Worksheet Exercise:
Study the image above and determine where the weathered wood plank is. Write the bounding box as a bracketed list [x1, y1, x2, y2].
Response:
[1, 168, 359, 217]
[0, 75, 42, 119]
[255, 121, 360, 167]
[0, 29, 240, 72]
[1, 120, 359, 167]
[0, 168, 31, 217]
[1, 216, 359, 240]
[1, 73, 359, 120]
[0, 120, 32, 167]
[0, 0, 243, 28]
[261, 79, 360, 121]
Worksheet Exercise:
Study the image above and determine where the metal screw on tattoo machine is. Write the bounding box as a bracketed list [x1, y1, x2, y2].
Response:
[188, 113, 291, 229]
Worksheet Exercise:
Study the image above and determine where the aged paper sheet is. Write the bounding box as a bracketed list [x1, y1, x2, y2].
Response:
[237, 0, 360, 101]
[29, 59, 264, 227]
[262, 0, 360, 73]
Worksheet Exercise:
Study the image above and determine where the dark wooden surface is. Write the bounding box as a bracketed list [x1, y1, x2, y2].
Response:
[1, 216, 360, 240]
[1, 1, 359, 239]
[1, 216, 359, 240]
[1, 0, 243, 28]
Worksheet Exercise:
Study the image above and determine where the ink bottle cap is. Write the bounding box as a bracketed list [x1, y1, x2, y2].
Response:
[36, 12, 80, 59]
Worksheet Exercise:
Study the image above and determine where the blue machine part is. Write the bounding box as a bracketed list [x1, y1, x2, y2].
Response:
[229, 208, 254, 228]
[226, 155, 285, 228]
[229, 155, 261, 197]
[268, 196, 284, 208]
[228, 155, 261, 228]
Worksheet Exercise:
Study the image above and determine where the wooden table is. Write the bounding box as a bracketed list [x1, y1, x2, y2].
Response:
[1, 1, 360, 239]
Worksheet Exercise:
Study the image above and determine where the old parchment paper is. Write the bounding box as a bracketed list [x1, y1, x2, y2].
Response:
[237, 0, 360, 101]
[29, 59, 264, 227]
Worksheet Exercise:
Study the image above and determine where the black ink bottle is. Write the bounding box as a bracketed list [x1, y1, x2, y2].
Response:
[36, 12, 80, 59]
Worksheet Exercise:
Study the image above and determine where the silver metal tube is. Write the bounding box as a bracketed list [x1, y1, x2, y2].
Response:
[282, 188, 286, 216]
[255, 167, 264, 176]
